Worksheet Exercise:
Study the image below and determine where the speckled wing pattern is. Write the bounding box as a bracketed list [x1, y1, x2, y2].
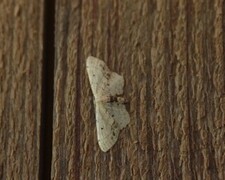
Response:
[86, 56, 130, 152]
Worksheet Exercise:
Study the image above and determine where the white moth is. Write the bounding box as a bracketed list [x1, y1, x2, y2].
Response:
[86, 56, 130, 152]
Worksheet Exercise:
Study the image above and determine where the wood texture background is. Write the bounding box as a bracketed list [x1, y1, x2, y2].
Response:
[1, 0, 225, 179]
[0, 0, 44, 179]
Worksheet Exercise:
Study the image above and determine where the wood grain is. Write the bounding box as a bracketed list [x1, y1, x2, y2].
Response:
[0, 0, 44, 179]
[1, 0, 225, 179]
[52, 0, 225, 179]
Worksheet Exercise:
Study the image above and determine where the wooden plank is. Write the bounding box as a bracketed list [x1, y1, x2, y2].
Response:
[187, 0, 225, 179]
[0, 0, 44, 179]
[51, 0, 82, 179]
[52, 0, 225, 179]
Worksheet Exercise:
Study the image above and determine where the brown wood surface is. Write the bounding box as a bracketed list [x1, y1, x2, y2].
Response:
[52, 0, 225, 179]
[0, 0, 44, 179]
[1, 0, 225, 179]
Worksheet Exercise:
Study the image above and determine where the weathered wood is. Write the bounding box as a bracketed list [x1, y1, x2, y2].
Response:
[0, 0, 223, 179]
[0, 0, 44, 179]
[52, 0, 225, 179]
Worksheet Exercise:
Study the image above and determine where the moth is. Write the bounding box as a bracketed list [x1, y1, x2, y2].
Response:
[86, 56, 130, 152]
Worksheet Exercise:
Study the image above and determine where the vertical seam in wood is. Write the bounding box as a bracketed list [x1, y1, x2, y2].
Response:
[39, 0, 55, 179]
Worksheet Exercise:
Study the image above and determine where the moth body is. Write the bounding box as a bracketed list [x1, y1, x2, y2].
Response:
[86, 56, 130, 152]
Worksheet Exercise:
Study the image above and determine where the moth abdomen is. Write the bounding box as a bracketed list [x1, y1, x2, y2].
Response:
[96, 96, 127, 103]
[109, 96, 127, 103]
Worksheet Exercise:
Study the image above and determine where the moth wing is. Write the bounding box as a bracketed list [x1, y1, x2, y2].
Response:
[95, 102, 120, 152]
[106, 72, 124, 97]
[103, 102, 130, 129]
[95, 102, 130, 152]
[86, 56, 124, 98]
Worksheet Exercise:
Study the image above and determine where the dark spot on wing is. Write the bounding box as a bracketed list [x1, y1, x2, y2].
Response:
[101, 127, 103, 130]
[112, 114, 114, 117]
[106, 73, 110, 78]
[93, 74, 95, 77]
[113, 131, 115, 136]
